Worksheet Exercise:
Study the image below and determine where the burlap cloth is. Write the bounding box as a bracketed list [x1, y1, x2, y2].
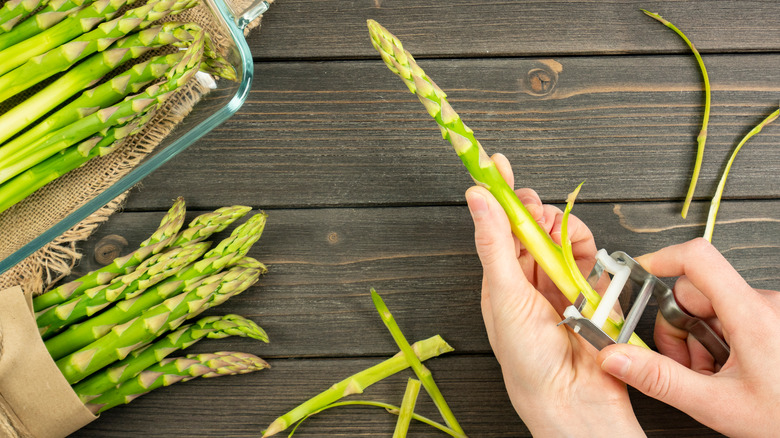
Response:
[0, 0, 271, 435]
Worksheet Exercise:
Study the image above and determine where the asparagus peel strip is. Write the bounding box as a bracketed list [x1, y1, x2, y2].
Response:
[261, 335, 455, 437]
[36, 242, 211, 338]
[703, 107, 779, 242]
[642, 9, 711, 219]
[32, 197, 186, 312]
[73, 314, 268, 402]
[287, 400, 466, 438]
[371, 290, 463, 435]
[367, 20, 645, 347]
[393, 378, 422, 438]
[84, 351, 270, 414]
[56, 265, 262, 384]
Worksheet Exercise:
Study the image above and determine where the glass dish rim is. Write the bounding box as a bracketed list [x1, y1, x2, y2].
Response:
[0, 0, 268, 275]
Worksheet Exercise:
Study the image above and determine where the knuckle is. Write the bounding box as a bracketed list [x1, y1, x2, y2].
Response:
[637, 361, 675, 401]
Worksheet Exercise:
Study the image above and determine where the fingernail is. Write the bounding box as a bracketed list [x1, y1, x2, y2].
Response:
[466, 191, 489, 219]
[601, 352, 631, 378]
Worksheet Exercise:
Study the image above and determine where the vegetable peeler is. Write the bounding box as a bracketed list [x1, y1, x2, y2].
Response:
[559, 249, 730, 366]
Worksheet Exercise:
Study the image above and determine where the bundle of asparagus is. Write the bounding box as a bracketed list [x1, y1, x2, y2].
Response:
[31, 198, 271, 414]
[0, 0, 238, 214]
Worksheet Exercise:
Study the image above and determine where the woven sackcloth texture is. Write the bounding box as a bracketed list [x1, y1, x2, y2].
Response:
[0, 0, 268, 298]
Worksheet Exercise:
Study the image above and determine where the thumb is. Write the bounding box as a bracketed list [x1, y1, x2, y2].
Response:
[597, 344, 716, 417]
[465, 186, 525, 294]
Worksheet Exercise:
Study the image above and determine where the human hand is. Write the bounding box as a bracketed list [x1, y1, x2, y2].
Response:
[597, 238, 780, 437]
[465, 154, 644, 437]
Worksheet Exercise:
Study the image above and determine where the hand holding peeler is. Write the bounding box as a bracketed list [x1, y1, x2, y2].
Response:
[559, 249, 730, 366]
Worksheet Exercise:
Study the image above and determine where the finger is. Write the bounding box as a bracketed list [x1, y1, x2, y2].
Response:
[673, 276, 717, 320]
[598, 343, 721, 424]
[653, 312, 692, 367]
[480, 277, 498, 353]
[515, 188, 545, 229]
[541, 204, 563, 236]
[687, 336, 717, 375]
[466, 186, 556, 328]
[492, 153, 514, 188]
[634, 238, 759, 329]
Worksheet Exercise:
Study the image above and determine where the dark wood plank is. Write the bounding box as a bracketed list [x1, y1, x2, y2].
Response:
[71, 355, 716, 437]
[127, 55, 780, 210]
[250, 0, 780, 59]
[71, 199, 780, 359]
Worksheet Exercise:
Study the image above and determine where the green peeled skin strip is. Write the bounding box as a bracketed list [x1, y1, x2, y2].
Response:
[642, 10, 711, 219]
[73, 314, 268, 403]
[371, 290, 463, 435]
[703, 108, 779, 242]
[84, 351, 269, 413]
[261, 335, 455, 437]
[289, 400, 466, 438]
[366, 20, 645, 347]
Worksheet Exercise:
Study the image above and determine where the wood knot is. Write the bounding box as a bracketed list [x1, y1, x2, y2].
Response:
[521, 60, 562, 97]
[327, 232, 339, 244]
[94, 234, 128, 265]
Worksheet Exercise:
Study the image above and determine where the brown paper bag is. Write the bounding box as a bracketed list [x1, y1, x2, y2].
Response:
[0, 287, 97, 438]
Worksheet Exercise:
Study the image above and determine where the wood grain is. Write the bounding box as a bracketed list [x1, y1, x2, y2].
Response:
[127, 54, 780, 210]
[248, 0, 780, 59]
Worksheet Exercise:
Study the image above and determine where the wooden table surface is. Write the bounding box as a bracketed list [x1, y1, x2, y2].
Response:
[71, 1, 779, 436]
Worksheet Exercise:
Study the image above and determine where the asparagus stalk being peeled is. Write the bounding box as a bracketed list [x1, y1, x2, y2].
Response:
[366, 20, 646, 347]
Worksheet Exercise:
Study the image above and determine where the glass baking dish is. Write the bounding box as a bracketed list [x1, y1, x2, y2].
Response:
[0, 0, 270, 275]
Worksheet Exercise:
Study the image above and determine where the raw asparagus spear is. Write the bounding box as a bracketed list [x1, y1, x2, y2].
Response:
[44, 263, 267, 359]
[0, 109, 159, 215]
[0, 18, 200, 145]
[0, 0, 48, 32]
[0, 0, 136, 76]
[56, 265, 261, 383]
[84, 351, 270, 414]
[36, 242, 211, 338]
[0, 49, 186, 160]
[261, 335, 454, 437]
[170, 205, 253, 247]
[0, 26, 207, 185]
[32, 197, 186, 312]
[0, 0, 200, 106]
[73, 314, 268, 402]
[0, 0, 88, 49]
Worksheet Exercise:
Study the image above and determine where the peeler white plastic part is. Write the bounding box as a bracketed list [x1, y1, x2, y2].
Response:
[589, 249, 630, 330]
